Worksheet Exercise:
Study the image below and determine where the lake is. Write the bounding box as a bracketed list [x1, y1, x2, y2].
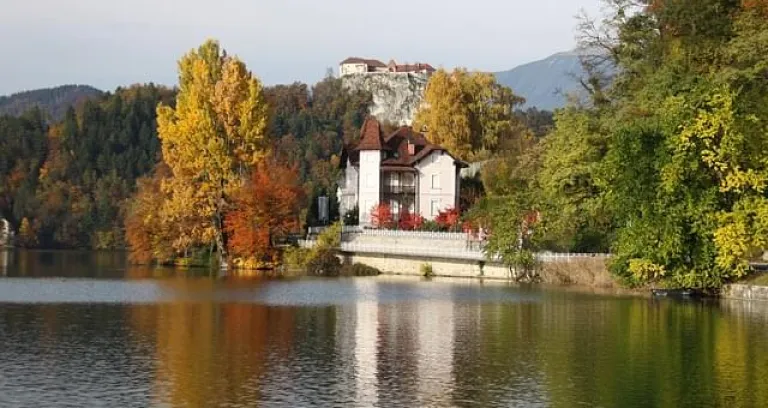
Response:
[1, 250, 767, 407]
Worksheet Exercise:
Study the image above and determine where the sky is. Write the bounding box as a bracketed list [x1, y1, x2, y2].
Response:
[0, 0, 603, 96]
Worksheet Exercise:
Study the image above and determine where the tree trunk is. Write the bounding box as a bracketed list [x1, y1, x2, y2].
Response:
[213, 212, 228, 271]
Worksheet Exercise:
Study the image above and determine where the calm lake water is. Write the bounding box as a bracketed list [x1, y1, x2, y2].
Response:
[0, 250, 767, 408]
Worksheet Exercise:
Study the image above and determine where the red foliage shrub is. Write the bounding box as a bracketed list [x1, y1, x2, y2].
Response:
[435, 207, 461, 231]
[398, 208, 425, 231]
[370, 202, 394, 229]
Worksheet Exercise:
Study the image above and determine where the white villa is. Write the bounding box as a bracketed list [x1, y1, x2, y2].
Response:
[339, 57, 436, 77]
[338, 117, 468, 225]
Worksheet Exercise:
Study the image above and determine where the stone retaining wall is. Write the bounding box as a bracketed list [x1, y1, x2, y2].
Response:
[722, 284, 768, 302]
[341, 251, 613, 283]
[341, 252, 511, 280]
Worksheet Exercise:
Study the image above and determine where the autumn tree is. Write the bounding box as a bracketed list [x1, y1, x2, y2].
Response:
[156, 39, 269, 269]
[124, 164, 192, 264]
[225, 160, 303, 265]
[413, 69, 526, 161]
[17, 217, 38, 248]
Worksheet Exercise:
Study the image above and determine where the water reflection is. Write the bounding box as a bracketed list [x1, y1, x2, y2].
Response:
[0, 249, 9, 276]
[0, 251, 767, 407]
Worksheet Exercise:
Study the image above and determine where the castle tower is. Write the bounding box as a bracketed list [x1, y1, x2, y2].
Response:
[355, 117, 383, 225]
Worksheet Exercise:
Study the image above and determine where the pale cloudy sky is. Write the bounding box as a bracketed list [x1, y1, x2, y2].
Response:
[0, 0, 603, 95]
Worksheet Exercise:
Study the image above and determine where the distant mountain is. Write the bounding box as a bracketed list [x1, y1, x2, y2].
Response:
[495, 51, 587, 111]
[0, 85, 103, 122]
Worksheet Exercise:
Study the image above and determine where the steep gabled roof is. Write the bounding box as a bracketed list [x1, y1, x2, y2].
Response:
[354, 117, 384, 151]
[339, 120, 468, 169]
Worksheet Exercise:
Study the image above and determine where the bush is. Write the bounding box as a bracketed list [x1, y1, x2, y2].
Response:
[418, 220, 442, 232]
[306, 249, 342, 276]
[341, 263, 381, 276]
[435, 207, 461, 231]
[282, 221, 346, 276]
[315, 222, 342, 249]
[421, 263, 435, 278]
[398, 209, 425, 230]
[283, 246, 311, 269]
[370, 203, 394, 228]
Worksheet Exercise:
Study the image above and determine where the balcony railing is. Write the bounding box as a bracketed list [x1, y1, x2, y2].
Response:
[382, 185, 416, 194]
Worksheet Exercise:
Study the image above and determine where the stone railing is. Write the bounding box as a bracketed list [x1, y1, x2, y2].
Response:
[342, 242, 491, 261]
[307, 225, 364, 236]
[299, 238, 610, 264]
[537, 252, 612, 262]
[357, 229, 468, 241]
[307, 226, 467, 240]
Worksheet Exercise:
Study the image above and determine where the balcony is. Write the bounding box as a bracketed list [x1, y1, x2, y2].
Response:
[382, 185, 416, 195]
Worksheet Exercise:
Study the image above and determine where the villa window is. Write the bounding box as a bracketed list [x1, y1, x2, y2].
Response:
[403, 173, 414, 187]
[390, 172, 400, 187]
[431, 174, 440, 189]
[431, 199, 441, 216]
[391, 200, 400, 215]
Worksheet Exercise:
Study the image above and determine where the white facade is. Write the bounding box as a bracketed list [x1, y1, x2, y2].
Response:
[340, 63, 368, 76]
[358, 150, 381, 224]
[415, 151, 460, 219]
[339, 149, 461, 225]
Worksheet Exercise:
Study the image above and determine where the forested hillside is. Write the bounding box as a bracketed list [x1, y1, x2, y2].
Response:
[0, 85, 174, 248]
[266, 77, 372, 225]
[0, 85, 103, 122]
[0, 75, 371, 250]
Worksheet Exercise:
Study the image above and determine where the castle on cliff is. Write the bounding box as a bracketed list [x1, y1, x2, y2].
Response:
[339, 57, 436, 77]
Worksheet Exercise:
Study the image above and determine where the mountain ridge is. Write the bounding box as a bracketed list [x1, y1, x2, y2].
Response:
[0, 85, 103, 121]
[494, 51, 587, 110]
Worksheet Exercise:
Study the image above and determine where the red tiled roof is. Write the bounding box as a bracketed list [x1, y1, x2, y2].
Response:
[340, 120, 468, 169]
[354, 117, 383, 151]
[393, 63, 436, 73]
[340, 57, 386, 68]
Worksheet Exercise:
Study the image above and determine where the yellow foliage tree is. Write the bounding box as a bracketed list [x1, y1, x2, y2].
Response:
[414, 70, 472, 158]
[156, 39, 269, 269]
[17, 217, 38, 248]
[413, 68, 525, 161]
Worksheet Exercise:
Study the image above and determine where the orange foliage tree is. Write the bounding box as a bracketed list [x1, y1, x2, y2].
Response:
[370, 203, 394, 229]
[125, 164, 178, 264]
[225, 160, 303, 264]
[743, 0, 768, 15]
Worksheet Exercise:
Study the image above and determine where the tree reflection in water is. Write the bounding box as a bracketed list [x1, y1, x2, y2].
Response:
[0, 251, 766, 407]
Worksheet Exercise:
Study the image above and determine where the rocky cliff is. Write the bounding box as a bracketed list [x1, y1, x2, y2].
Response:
[341, 73, 427, 126]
